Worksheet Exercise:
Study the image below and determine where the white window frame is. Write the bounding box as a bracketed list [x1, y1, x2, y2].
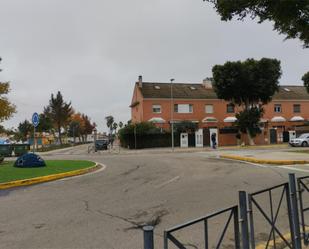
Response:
[174, 104, 193, 113]
[152, 104, 161, 113]
[274, 104, 282, 113]
[205, 104, 214, 114]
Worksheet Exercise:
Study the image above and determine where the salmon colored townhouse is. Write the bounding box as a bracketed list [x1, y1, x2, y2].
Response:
[131, 76, 309, 146]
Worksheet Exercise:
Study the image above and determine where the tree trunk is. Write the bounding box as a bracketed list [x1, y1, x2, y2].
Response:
[246, 128, 255, 145]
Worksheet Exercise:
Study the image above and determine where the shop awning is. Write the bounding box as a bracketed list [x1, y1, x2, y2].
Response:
[260, 118, 268, 123]
[223, 116, 237, 123]
[271, 116, 286, 122]
[202, 117, 218, 123]
[148, 117, 166, 123]
[290, 116, 304, 122]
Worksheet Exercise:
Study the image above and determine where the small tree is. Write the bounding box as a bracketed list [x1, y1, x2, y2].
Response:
[36, 113, 53, 133]
[81, 114, 95, 142]
[44, 91, 73, 145]
[17, 120, 33, 142]
[212, 58, 281, 145]
[174, 121, 198, 133]
[303, 71, 309, 92]
[118, 121, 124, 129]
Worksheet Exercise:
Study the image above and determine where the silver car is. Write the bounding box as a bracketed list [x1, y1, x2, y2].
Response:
[289, 133, 309, 147]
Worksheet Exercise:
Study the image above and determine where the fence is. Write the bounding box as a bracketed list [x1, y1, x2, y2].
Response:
[143, 173, 309, 249]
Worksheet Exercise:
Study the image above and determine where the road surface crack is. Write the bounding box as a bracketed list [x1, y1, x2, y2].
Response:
[97, 208, 168, 231]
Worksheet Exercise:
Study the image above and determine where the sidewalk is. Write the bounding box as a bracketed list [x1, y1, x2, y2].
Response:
[219, 148, 309, 165]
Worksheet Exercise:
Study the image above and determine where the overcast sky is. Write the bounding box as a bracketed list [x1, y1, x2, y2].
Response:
[0, 0, 308, 132]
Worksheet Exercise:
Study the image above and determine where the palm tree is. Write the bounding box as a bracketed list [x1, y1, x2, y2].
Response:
[118, 121, 123, 129]
[112, 122, 118, 134]
[44, 91, 73, 145]
[105, 115, 114, 135]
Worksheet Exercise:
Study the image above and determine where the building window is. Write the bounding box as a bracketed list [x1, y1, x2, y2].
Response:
[174, 104, 193, 113]
[152, 104, 161, 113]
[274, 104, 282, 113]
[226, 103, 235, 113]
[205, 104, 214, 114]
[293, 104, 301, 113]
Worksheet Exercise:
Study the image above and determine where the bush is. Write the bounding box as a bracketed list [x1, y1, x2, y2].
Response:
[118, 122, 180, 149]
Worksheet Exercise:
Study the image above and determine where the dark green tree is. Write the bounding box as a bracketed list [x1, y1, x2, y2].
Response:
[17, 120, 33, 142]
[36, 113, 53, 133]
[236, 107, 264, 138]
[212, 58, 281, 145]
[44, 91, 73, 145]
[204, 0, 309, 48]
[303, 71, 309, 92]
[174, 121, 198, 133]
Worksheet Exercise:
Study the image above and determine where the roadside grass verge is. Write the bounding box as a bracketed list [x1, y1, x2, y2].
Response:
[0, 160, 95, 183]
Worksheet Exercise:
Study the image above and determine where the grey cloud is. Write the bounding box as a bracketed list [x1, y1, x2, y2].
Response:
[0, 0, 308, 131]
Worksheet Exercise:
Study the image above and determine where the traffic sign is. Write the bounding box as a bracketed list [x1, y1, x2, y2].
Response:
[32, 112, 40, 128]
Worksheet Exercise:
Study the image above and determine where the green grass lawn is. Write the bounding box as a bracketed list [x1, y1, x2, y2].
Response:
[0, 160, 96, 183]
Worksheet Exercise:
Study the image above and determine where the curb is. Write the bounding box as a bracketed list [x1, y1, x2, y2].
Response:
[0, 163, 101, 190]
[220, 154, 309, 165]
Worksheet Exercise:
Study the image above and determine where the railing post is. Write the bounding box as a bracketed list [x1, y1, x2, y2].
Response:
[289, 173, 302, 249]
[143, 226, 154, 249]
[239, 191, 250, 249]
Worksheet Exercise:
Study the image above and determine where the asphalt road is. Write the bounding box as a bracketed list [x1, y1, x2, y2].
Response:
[0, 145, 308, 249]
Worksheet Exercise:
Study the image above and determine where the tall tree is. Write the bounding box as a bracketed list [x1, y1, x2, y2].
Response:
[303, 71, 309, 92]
[112, 122, 118, 134]
[36, 113, 53, 133]
[81, 114, 95, 141]
[204, 0, 309, 48]
[17, 120, 33, 142]
[105, 115, 114, 135]
[212, 58, 281, 145]
[0, 58, 16, 123]
[68, 113, 84, 142]
[44, 91, 73, 145]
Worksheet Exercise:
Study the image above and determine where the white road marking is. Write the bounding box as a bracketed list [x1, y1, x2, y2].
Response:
[277, 165, 309, 173]
[156, 176, 180, 188]
[213, 156, 269, 168]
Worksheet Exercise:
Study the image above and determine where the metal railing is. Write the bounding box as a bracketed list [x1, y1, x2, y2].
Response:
[297, 176, 309, 245]
[163, 206, 239, 249]
[143, 173, 306, 249]
[248, 183, 294, 249]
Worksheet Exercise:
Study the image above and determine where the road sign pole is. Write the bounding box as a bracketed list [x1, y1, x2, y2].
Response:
[33, 126, 35, 153]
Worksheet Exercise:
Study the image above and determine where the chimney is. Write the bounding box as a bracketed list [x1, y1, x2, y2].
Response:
[203, 77, 213, 89]
[138, 75, 143, 88]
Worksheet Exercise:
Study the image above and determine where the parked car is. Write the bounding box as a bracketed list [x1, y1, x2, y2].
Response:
[289, 133, 309, 147]
[95, 139, 109, 150]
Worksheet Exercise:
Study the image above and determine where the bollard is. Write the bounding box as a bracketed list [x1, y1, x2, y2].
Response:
[143, 225, 154, 249]
[239, 191, 250, 249]
[289, 173, 302, 249]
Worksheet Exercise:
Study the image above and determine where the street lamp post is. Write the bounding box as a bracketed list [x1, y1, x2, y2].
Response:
[93, 128, 97, 152]
[170, 78, 175, 151]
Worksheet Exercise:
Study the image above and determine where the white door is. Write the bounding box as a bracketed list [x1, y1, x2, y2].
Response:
[195, 129, 203, 147]
[289, 131, 296, 142]
[180, 133, 188, 148]
[209, 128, 218, 148]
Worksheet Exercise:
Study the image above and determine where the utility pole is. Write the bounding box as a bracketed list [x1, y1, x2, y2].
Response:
[170, 78, 175, 151]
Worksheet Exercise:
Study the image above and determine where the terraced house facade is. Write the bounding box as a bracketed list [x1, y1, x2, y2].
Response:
[130, 76, 309, 146]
